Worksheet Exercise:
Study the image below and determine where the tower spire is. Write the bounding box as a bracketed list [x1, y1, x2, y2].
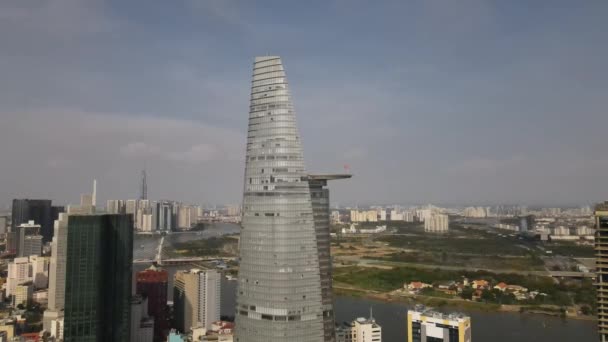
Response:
[140, 169, 148, 200]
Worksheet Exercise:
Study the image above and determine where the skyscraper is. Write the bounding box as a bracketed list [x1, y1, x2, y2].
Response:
[235, 56, 324, 342]
[136, 265, 169, 341]
[11, 199, 53, 243]
[309, 175, 351, 342]
[596, 201, 608, 342]
[62, 214, 133, 342]
[173, 269, 220, 333]
[141, 169, 148, 200]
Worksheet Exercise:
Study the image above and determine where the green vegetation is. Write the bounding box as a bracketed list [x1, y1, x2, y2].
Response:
[333, 266, 595, 310]
[545, 242, 595, 258]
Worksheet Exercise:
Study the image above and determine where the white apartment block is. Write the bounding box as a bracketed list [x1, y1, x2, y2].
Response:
[424, 214, 449, 233]
[30, 256, 50, 289]
[553, 226, 570, 236]
[336, 316, 382, 342]
[350, 210, 378, 223]
[379, 210, 387, 221]
[7, 257, 31, 297]
[463, 207, 488, 218]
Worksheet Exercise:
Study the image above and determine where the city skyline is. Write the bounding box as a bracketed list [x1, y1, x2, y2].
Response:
[0, 1, 606, 207]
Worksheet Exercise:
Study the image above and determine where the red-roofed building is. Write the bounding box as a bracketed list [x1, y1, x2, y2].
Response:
[136, 265, 168, 342]
[494, 282, 508, 292]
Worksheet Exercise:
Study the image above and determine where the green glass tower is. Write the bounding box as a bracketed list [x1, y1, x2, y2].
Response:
[63, 214, 134, 342]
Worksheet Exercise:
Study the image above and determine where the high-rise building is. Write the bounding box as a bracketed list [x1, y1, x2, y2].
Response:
[174, 269, 220, 333]
[30, 255, 50, 289]
[6, 231, 17, 254]
[131, 295, 155, 342]
[13, 282, 33, 307]
[350, 210, 378, 223]
[47, 213, 67, 308]
[157, 201, 174, 232]
[424, 213, 449, 233]
[11, 199, 53, 243]
[0, 216, 8, 236]
[136, 265, 169, 341]
[596, 201, 608, 342]
[107, 200, 126, 214]
[309, 175, 350, 342]
[177, 205, 192, 229]
[7, 257, 31, 297]
[16, 220, 42, 257]
[44, 213, 69, 332]
[126, 199, 138, 215]
[407, 306, 471, 342]
[141, 169, 148, 200]
[235, 56, 325, 342]
[62, 214, 133, 342]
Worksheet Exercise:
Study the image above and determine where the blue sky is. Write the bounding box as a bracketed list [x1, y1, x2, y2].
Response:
[0, 0, 606, 207]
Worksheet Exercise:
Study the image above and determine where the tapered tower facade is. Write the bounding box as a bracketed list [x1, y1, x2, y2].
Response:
[235, 56, 324, 342]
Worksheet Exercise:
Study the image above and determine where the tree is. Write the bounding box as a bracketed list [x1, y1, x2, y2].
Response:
[460, 287, 473, 300]
[481, 289, 495, 302]
[581, 305, 592, 315]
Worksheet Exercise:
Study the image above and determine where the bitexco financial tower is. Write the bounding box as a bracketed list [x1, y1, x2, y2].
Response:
[235, 56, 349, 342]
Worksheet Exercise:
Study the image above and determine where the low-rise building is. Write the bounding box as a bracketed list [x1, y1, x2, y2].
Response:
[493, 282, 507, 292]
[336, 315, 382, 342]
[407, 306, 471, 342]
[472, 280, 489, 290]
[406, 282, 432, 292]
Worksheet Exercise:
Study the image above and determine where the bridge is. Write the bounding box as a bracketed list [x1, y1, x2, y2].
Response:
[132, 234, 237, 266]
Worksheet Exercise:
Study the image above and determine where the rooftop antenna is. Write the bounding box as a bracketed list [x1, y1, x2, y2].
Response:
[369, 306, 373, 320]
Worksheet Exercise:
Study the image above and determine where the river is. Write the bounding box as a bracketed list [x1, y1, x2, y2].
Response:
[133, 224, 597, 341]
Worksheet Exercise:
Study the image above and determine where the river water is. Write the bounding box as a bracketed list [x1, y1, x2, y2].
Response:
[134, 224, 597, 341]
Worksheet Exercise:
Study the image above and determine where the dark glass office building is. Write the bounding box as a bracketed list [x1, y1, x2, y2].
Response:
[11, 199, 56, 243]
[63, 214, 133, 342]
[309, 175, 350, 342]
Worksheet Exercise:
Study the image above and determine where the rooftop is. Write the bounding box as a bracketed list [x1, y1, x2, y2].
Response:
[308, 174, 352, 181]
[409, 305, 469, 321]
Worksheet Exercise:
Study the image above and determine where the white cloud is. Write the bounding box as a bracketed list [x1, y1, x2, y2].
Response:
[0, 109, 245, 206]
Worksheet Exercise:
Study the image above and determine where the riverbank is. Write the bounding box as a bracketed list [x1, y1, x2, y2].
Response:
[333, 285, 596, 321]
